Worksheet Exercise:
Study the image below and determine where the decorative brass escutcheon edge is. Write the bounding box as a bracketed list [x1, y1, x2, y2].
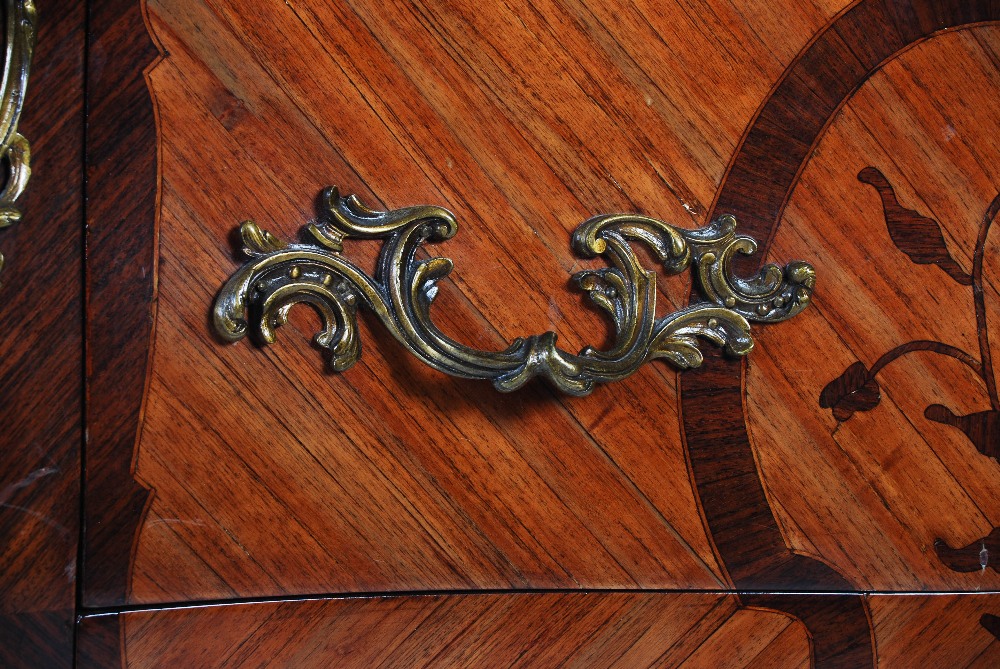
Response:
[213, 187, 815, 396]
[0, 0, 35, 273]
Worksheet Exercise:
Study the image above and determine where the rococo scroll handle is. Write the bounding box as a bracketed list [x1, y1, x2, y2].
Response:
[213, 187, 815, 396]
[0, 0, 35, 273]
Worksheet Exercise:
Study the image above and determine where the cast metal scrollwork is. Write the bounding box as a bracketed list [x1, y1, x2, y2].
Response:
[0, 0, 35, 272]
[213, 187, 815, 396]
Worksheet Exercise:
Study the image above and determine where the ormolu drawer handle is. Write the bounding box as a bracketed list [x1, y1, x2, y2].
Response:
[0, 0, 35, 273]
[214, 187, 814, 396]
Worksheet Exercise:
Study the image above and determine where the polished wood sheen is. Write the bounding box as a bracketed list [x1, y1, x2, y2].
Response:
[84, 0, 161, 608]
[0, 3, 85, 666]
[70, 0, 1000, 666]
[76, 593, 1000, 668]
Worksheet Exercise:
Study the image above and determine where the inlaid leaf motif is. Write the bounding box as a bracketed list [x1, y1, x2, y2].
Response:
[934, 526, 1000, 573]
[858, 167, 972, 285]
[819, 361, 881, 421]
[983, 614, 1000, 642]
[925, 405, 1000, 460]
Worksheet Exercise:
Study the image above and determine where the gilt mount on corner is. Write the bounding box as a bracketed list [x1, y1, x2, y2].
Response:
[213, 186, 815, 396]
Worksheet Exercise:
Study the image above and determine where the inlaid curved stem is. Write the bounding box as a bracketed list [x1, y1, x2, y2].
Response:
[214, 187, 815, 396]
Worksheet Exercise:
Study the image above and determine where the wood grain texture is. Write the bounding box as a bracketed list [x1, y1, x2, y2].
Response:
[871, 594, 1000, 667]
[84, 592, 1000, 668]
[746, 23, 1000, 591]
[117, 593, 798, 668]
[76, 614, 124, 669]
[0, 2, 86, 666]
[685, 0, 1000, 591]
[85, 0, 163, 607]
[79, 0, 1000, 665]
[936, 527, 1000, 572]
[129, 0, 817, 602]
[100, 0, 1000, 605]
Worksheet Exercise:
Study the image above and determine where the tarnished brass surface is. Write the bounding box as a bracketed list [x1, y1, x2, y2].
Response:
[214, 187, 814, 395]
[0, 0, 35, 272]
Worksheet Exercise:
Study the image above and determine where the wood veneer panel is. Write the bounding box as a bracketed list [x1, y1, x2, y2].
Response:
[673, 4, 1000, 659]
[81, 9, 1000, 668]
[0, 2, 86, 666]
[77, 614, 124, 669]
[123, 0, 851, 604]
[113, 593, 795, 668]
[78, 0, 995, 606]
[84, 0, 162, 607]
[674, 4, 1000, 656]
[84, 593, 1000, 667]
[870, 594, 1000, 666]
[681, 0, 1000, 591]
[747, 25, 1000, 591]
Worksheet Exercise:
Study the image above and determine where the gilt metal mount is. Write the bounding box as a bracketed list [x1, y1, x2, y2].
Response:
[0, 0, 35, 272]
[214, 188, 814, 396]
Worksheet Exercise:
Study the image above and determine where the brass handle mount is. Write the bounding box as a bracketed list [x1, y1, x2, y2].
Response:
[0, 0, 35, 273]
[213, 187, 814, 396]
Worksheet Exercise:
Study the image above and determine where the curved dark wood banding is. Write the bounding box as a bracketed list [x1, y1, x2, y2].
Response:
[744, 594, 875, 669]
[983, 613, 1000, 642]
[84, 0, 164, 607]
[681, 0, 1000, 665]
